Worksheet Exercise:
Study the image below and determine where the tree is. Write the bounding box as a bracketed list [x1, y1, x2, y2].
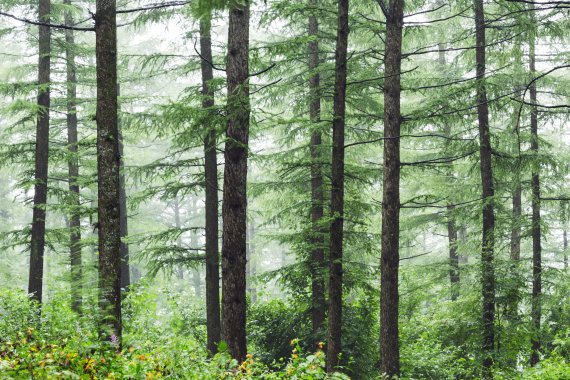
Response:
[529, 6, 541, 365]
[326, 0, 349, 371]
[473, 0, 495, 375]
[64, 0, 82, 314]
[96, 0, 122, 347]
[118, 85, 130, 291]
[221, 0, 250, 362]
[28, 0, 51, 305]
[199, 5, 221, 355]
[308, 0, 326, 343]
[379, 0, 404, 376]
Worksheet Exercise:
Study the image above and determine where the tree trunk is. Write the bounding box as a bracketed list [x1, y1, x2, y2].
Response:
[200, 8, 221, 354]
[173, 195, 184, 280]
[96, 0, 122, 347]
[438, 44, 460, 301]
[118, 85, 130, 290]
[379, 0, 404, 377]
[447, 206, 460, 301]
[221, 0, 250, 362]
[28, 0, 51, 305]
[64, 0, 81, 314]
[308, 0, 326, 343]
[326, 0, 349, 372]
[563, 203, 568, 269]
[529, 15, 541, 366]
[246, 221, 257, 302]
[474, 0, 496, 375]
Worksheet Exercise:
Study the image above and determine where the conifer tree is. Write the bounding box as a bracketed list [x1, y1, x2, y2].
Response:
[380, 0, 404, 376]
[28, 0, 51, 305]
[222, 0, 250, 362]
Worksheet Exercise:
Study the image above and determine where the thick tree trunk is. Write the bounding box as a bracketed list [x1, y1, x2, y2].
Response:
[96, 0, 122, 347]
[529, 18, 541, 366]
[221, 1, 250, 362]
[474, 0, 496, 375]
[28, 0, 51, 305]
[200, 8, 221, 355]
[64, 0, 81, 314]
[379, 0, 404, 377]
[326, 0, 349, 372]
[308, 0, 326, 343]
[118, 85, 130, 290]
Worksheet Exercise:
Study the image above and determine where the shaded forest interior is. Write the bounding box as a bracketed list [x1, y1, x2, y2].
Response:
[0, 0, 570, 378]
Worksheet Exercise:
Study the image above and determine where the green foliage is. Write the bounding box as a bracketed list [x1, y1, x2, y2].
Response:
[0, 288, 348, 379]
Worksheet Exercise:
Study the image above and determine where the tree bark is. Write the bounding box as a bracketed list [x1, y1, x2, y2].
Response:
[221, 0, 250, 362]
[118, 85, 130, 291]
[96, 0, 122, 347]
[200, 7, 221, 355]
[326, 0, 349, 372]
[379, 0, 404, 377]
[64, 0, 82, 314]
[529, 14, 541, 366]
[28, 0, 51, 305]
[308, 0, 326, 343]
[474, 0, 496, 375]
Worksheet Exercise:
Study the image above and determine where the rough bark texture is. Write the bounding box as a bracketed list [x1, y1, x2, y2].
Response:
[380, 0, 404, 376]
[28, 0, 51, 305]
[64, 0, 81, 314]
[96, 0, 122, 346]
[308, 0, 326, 342]
[529, 20, 541, 366]
[221, 1, 249, 363]
[200, 9, 221, 355]
[474, 0, 496, 375]
[118, 85, 130, 291]
[326, 0, 349, 372]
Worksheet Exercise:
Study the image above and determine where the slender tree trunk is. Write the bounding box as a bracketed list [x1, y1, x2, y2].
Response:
[64, 0, 81, 314]
[474, 0, 496, 375]
[200, 7, 221, 355]
[508, 82, 522, 321]
[172, 195, 184, 279]
[308, 0, 326, 342]
[28, 0, 51, 305]
[96, 0, 122, 347]
[326, 0, 349, 372]
[438, 44, 460, 301]
[447, 206, 460, 301]
[118, 85, 130, 290]
[246, 221, 257, 302]
[221, 0, 250, 362]
[529, 15, 541, 366]
[563, 203, 568, 269]
[249, 222, 257, 303]
[379, 0, 404, 376]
